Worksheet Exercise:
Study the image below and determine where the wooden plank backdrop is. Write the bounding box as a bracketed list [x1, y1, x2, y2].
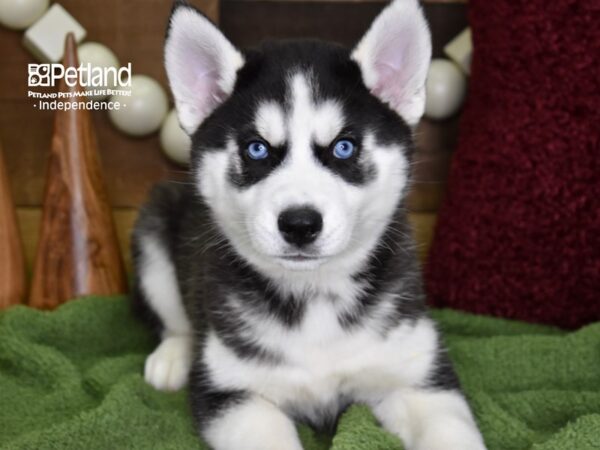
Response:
[0, 0, 467, 272]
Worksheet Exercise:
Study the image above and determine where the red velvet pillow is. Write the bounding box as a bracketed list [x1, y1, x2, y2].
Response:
[425, 0, 600, 329]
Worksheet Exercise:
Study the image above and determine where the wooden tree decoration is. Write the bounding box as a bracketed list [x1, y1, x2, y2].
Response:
[29, 33, 127, 309]
[0, 142, 26, 309]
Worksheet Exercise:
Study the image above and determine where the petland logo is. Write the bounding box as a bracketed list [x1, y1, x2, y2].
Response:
[28, 63, 132, 111]
[28, 63, 131, 88]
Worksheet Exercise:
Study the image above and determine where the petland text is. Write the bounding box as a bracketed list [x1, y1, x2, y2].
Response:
[28, 63, 131, 88]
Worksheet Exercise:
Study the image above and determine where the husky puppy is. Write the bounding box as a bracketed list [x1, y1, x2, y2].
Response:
[131, 1, 486, 449]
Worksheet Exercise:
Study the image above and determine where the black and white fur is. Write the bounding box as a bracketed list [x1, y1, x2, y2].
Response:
[131, 1, 487, 449]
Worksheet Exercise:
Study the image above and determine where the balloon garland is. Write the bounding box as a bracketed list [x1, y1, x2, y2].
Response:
[1, 1, 472, 166]
[0, 0, 49, 30]
[425, 59, 467, 120]
[425, 27, 472, 121]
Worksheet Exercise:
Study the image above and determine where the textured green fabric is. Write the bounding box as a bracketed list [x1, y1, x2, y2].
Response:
[1, 296, 599, 450]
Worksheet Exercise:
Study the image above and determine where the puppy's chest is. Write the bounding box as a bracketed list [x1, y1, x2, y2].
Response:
[205, 296, 438, 415]
[277, 300, 384, 382]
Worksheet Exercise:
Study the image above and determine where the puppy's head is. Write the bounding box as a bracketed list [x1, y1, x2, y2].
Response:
[165, 0, 431, 275]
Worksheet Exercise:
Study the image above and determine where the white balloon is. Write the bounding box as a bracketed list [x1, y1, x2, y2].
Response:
[160, 110, 191, 165]
[425, 59, 467, 121]
[0, 0, 48, 30]
[108, 75, 168, 137]
[77, 42, 119, 101]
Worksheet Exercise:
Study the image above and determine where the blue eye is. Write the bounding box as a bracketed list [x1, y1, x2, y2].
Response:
[246, 141, 269, 160]
[333, 139, 355, 159]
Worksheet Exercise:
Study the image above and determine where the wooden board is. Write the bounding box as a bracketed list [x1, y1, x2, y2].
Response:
[221, 1, 468, 58]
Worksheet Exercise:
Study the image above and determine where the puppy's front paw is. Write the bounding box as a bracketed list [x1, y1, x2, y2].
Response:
[415, 427, 487, 450]
[204, 396, 303, 450]
[144, 335, 192, 391]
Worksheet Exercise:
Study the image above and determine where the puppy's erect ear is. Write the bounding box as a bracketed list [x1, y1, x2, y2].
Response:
[165, 3, 244, 135]
[352, 0, 431, 126]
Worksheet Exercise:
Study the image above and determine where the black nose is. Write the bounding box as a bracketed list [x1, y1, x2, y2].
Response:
[278, 207, 323, 247]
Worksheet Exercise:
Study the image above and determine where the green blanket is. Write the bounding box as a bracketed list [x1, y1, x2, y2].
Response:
[1, 297, 599, 450]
